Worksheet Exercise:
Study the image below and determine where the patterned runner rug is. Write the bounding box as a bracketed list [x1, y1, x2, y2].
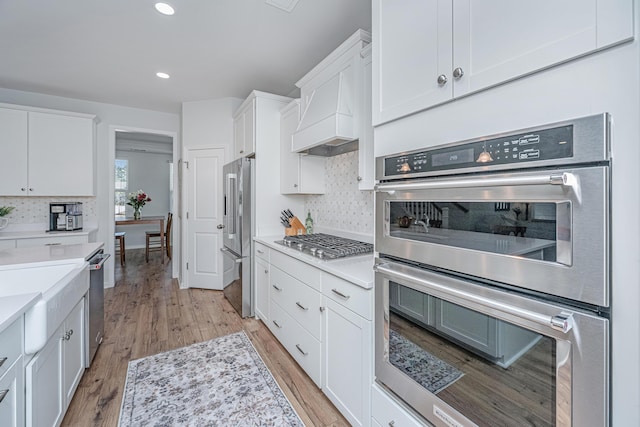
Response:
[389, 329, 464, 394]
[118, 331, 304, 426]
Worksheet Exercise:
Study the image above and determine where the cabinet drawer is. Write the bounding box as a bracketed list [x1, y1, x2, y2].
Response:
[270, 266, 322, 340]
[322, 273, 373, 320]
[0, 240, 16, 250]
[255, 242, 270, 261]
[16, 235, 88, 248]
[0, 318, 22, 379]
[270, 301, 322, 387]
[372, 384, 426, 427]
[270, 250, 321, 291]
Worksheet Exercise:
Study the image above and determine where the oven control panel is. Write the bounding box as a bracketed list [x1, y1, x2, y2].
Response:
[382, 124, 574, 178]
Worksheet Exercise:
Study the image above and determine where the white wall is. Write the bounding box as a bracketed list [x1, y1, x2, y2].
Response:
[182, 97, 242, 156]
[374, 14, 640, 424]
[115, 150, 172, 248]
[0, 88, 180, 287]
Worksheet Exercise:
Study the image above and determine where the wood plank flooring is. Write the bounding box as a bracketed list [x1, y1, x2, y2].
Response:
[61, 249, 349, 427]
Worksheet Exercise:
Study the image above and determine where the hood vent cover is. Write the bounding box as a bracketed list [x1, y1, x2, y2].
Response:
[291, 71, 358, 156]
[291, 29, 370, 157]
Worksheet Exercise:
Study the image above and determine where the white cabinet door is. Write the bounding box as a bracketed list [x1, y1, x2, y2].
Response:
[453, 0, 604, 98]
[62, 300, 85, 408]
[26, 323, 64, 427]
[233, 99, 256, 159]
[28, 112, 95, 196]
[0, 108, 28, 196]
[323, 298, 371, 427]
[358, 45, 375, 190]
[233, 113, 245, 160]
[255, 257, 270, 323]
[279, 100, 325, 195]
[0, 357, 25, 427]
[372, 0, 453, 126]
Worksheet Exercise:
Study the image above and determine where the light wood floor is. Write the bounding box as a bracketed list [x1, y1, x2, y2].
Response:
[61, 249, 349, 427]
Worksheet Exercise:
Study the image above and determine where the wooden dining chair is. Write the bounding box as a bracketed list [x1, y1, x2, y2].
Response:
[145, 213, 172, 262]
[115, 231, 126, 265]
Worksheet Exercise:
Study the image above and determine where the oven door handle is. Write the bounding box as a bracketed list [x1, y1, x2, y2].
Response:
[374, 262, 574, 334]
[375, 172, 577, 192]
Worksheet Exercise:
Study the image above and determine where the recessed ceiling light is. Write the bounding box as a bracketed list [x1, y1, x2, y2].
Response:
[155, 2, 175, 15]
[156, 72, 170, 79]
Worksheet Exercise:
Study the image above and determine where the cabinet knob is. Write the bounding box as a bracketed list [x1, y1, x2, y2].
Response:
[29, 188, 34, 192]
[453, 67, 464, 79]
[0, 389, 8, 404]
[0, 357, 7, 368]
[357, 176, 363, 182]
[293, 184, 298, 188]
[239, 150, 244, 154]
[21, 188, 26, 192]
[437, 74, 448, 86]
[264, 269, 268, 274]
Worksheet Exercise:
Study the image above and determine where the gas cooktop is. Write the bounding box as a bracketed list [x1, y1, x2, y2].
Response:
[275, 233, 373, 260]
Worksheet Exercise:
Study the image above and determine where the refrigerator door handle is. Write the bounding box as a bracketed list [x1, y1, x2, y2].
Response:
[220, 247, 243, 263]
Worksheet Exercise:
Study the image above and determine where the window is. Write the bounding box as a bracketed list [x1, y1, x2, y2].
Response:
[115, 159, 128, 215]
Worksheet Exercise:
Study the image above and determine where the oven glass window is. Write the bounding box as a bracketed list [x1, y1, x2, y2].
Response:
[389, 201, 569, 263]
[387, 281, 557, 427]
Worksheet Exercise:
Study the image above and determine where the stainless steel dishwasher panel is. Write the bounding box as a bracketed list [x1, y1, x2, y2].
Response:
[86, 250, 109, 367]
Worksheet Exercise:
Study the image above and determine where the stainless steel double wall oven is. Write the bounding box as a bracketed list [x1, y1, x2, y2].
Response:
[374, 114, 611, 427]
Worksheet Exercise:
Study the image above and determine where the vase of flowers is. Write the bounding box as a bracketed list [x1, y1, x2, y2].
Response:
[0, 206, 14, 230]
[127, 190, 151, 220]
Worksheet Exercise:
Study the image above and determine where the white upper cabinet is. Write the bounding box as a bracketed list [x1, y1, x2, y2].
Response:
[373, 0, 634, 126]
[233, 98, 256, 159]
[0, 104, 97, 196]
[279, 100, 325, 195]
[0, 108, 28, 196]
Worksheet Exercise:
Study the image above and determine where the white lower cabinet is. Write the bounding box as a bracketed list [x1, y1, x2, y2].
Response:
[26, 298, 85, 427]
[372, 384, 426, 427]
[0, 317, 25, 427]
[255, 257, 270, 323]
[322, 296, 372, 427]
[257, 245, 374, 426]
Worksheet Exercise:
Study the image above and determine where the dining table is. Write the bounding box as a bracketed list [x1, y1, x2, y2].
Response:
[115, 215, 165, 262]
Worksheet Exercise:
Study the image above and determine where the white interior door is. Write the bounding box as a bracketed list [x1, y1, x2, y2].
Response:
[186, 147, 225, 290]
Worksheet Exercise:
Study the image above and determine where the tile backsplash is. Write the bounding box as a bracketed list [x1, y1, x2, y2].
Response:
[305, 151, 374, 236]
[0, 196, 97, 227]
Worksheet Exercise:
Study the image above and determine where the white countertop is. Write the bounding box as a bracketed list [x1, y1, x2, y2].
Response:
[255, 236, 374, 289]
[0, 228, 97, 241]
[0, 242, 104, 268]
[0, 293, 40, 334]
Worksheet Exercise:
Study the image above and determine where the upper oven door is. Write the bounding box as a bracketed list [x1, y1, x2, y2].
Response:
[376, 165, 609, 307]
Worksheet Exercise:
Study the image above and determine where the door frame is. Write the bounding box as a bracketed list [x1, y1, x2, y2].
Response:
[107, 125, 179, 286]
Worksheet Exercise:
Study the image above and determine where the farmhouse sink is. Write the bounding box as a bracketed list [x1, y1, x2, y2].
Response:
[0, 260, 89, 354]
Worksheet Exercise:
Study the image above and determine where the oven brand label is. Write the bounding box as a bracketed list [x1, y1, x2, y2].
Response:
[434, 405, 465, 427]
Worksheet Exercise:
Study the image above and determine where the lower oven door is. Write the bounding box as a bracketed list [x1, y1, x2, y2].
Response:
[374, 259, 609, 427]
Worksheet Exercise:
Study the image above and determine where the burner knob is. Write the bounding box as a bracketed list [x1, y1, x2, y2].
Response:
[317, 250, 324, 259]
[284, 240, 292, 247]
[297, 243, 304, 251]
[310, 247, 317, 256]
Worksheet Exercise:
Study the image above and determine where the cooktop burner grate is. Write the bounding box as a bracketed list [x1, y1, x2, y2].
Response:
[276, 233, 373, 259]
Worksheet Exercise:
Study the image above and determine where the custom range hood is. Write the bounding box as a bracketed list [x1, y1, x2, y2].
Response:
[292, 30, 371, 157]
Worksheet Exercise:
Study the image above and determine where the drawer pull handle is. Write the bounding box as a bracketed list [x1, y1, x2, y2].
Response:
[388, 421, 395, 427]
[272, 284, 282, 291]
[0, 357, 7, 368]
[257, 249, 264, 254]
[295, 302, 308, 311]
[295, 344, 308, 356]
[0, 389, 8, 404]
[331, 288, 350, 299]
[272, 320, 282, 329]
[45, 243, 62, 246]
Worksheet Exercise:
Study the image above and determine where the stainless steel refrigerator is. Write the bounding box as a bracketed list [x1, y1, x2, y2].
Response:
[220, 157, 254, 318]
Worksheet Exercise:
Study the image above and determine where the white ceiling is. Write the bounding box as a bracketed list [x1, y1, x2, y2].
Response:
[0, 0, 371, 114]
